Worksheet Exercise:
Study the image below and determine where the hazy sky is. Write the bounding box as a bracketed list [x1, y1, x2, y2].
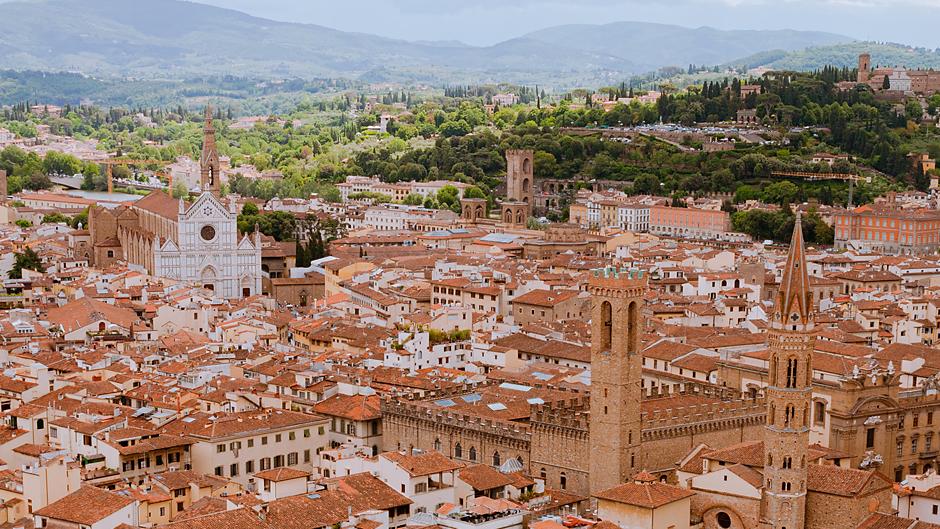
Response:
[195, 0, 940, 48]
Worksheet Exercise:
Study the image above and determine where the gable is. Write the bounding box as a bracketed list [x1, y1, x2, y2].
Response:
[183, 192, 232, 221]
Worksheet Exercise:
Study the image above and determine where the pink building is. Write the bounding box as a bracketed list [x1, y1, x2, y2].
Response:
[649, 206, 731, 240]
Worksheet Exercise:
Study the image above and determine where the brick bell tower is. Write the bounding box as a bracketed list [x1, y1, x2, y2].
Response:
[589, 267, 646, 494]
[761, 213, 814, 529]
[200, 105, 221, 196]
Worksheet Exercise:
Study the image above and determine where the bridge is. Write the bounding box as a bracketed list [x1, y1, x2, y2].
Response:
[770, 171, 870, 183]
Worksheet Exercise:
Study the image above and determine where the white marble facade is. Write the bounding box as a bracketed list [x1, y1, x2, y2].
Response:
[154, 192, 262, 299]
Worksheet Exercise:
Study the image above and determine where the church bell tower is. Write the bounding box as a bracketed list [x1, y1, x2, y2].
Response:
[589, 267, 646, 493]
[200, 106, 221, 196]
[761, 213, 814, 529]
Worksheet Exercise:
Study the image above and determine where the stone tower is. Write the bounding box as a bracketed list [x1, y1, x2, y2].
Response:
[761, 213, 814, 529]
[506, 149, 534, 204]
[588, 267, 646, 494]
[200, 106, 221, 196]
[858, 53, 872, 84]
[501, 150, 534, 227]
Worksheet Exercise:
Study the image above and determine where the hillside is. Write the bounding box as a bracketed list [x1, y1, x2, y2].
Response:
[0, 0, 631, 83]
[729, 42, 940, 72]
[0, 0, 858, 86]
[524, 22, 853, 72]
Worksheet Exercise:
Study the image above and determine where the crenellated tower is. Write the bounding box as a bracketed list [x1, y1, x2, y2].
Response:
[589, 267, 646, 494]
[761, 213, 814, 529]
[200, 106, 221, 196]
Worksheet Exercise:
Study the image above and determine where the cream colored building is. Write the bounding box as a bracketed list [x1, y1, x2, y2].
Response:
[594, 473, 694, 529]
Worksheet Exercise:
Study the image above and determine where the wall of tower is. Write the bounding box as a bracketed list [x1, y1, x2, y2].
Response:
[506, 149, 534, 204]
[588, 268, 646, 493]
[858, 53, 871, 83]
[762, 326, 814, 529]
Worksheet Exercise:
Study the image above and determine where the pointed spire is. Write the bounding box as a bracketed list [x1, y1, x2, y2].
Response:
[774, 211, 813, 329]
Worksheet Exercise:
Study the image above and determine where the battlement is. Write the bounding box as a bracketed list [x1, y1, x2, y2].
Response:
[589, 266, 648, 294]
[642, 381, 744, 401]
[641, 397, 767, 441]
[530, 395, 591, 431]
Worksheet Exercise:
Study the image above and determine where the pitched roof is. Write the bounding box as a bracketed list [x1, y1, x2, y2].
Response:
[382, 450, 463, 477]
[593, 481, 694, 509]
[46, 297, 140, 333]
[807, 464, 891, 497]
[133, 190, 184, 220]
[34, 486, 135, 524]
[458, 464, 514, 491]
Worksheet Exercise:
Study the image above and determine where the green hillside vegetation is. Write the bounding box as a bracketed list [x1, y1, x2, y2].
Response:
[731, 42, 940, 72]
[2, 68, 937, 244]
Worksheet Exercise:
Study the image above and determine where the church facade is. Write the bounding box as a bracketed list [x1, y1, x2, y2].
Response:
[153, 192, 262, 299]
[89, 107, 262, 299]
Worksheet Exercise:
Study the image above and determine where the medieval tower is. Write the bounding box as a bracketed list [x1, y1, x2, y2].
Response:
[200, 106, 221, 196]
[858, 53, 872, 84]
[506, 149, 534, 204]
[588, 267, 646, 494]
[501, 150, 534, 226]
[761, 213, 814, 529]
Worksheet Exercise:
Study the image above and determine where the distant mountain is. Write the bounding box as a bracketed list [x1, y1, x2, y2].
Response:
[0, 0, 858, 85]
[728, 42, 940, 72]
[523, 22, 854, 72]
[0, 0, 634, 84]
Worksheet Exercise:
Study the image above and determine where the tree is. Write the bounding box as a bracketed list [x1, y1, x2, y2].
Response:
[402, 193, 424, 206]
[171, 182, 189, 199]
[434, 185, 461, 212]
[42, 151, 82, 176]
[9, 247, 44, 279]
[463, 186, 486, 200]
[882, 75, 890, 90]
[41, 212, 69, 224]
[439, 120, 472, 138]
[319, 185, 342, 203]
[14, 219, 31, 228]
[241, 202, 260, 216]
[69, 209, 88, 229]
[632, 173, 660, 195]
[762, 181, 800, 207]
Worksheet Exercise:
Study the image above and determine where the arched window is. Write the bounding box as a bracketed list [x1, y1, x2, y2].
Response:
[767, 454, 773, 466]
[560, 472, 567, 490]
[36, 418, 45, 430]
[784, 405, 795, 427]
[434, 438, 442, 452]
[454, 443, 462, 459]
[469, 447, 477, 462]
[783, 457, 792, 469]
[600, 301, 612, 351]
[493, 452, 501, 466]
[786, 357, 798, 388]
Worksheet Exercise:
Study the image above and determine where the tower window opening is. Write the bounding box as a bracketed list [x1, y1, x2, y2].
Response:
[786, 357, 798, 388]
